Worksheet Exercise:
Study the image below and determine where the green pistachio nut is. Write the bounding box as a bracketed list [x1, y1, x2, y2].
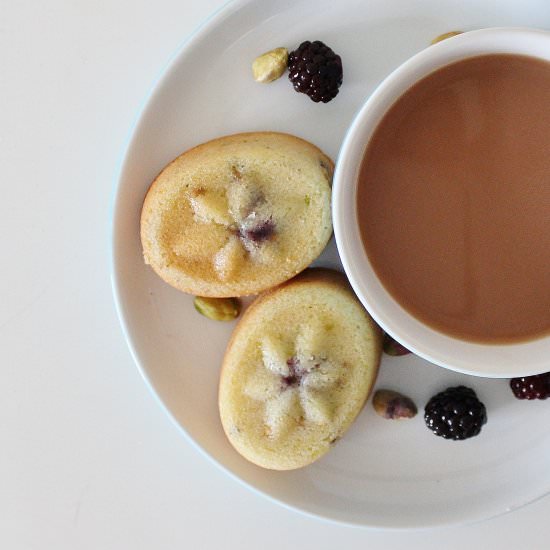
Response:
[252, 47, 289, 83]
[382, 333, 411, 356]
[431, 31, 463, 45]
[373, 389, 418, 420]
[194, 296, 241, 321]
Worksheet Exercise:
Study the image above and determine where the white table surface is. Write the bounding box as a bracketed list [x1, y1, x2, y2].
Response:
[3, 1, 550, 548]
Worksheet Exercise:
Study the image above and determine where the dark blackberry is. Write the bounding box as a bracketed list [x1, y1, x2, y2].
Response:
[510, 372, 550, 400]
[288, 40, 343, 103]
[424, 386, 487, 440]
[239, 218, 275, 244]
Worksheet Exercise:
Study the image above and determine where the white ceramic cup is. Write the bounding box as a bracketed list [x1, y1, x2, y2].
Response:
[333, 27, 550, 378]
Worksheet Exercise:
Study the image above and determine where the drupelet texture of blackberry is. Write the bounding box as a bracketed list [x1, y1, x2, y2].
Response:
[288, 41, 343, 103]
[424, 386, 487, 440]
[510, 372, 550, 400]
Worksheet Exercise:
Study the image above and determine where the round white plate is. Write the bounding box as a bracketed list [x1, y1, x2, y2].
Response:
[112, 0, 550, 529]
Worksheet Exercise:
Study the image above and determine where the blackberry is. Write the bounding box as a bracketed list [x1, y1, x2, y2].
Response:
[424, 386, 487, 440]
[288, 40, 343, 103]
[510, 372, 550, 400]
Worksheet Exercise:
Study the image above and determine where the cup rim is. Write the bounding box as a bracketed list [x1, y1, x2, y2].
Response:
[333, 27, 550, 378]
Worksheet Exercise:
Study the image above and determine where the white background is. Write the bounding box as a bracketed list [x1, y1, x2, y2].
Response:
[2, 0, 550, 548]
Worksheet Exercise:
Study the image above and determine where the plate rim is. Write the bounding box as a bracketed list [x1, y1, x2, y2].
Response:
[109, 0, 550, 530]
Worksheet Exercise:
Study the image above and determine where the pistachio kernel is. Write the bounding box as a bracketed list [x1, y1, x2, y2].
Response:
[373, 389, 417, 420]
[193, 296, 241, 321]
[431, 31, 463, 45]
[252, 47, 289, 83]
[382, 333, 411, 356]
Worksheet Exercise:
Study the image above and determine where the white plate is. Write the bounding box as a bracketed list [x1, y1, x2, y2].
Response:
[112, 0, 550, 529]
